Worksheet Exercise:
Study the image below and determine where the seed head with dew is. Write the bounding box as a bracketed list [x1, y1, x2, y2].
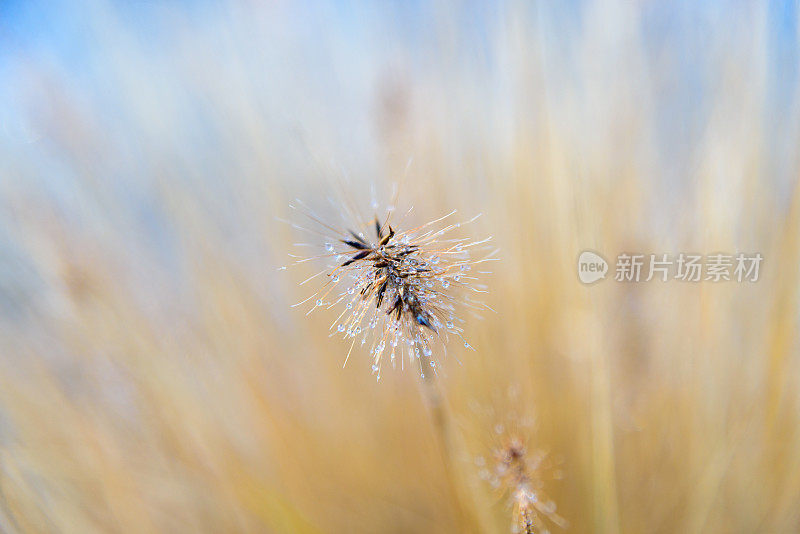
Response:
[476, 421, 568, 534]
[283, 199, 496, 380]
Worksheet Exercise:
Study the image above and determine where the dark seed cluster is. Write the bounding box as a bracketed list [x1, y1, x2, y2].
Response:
[294, 209, 493, 379]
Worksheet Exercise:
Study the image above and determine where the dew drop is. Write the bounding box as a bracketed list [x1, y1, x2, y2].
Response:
[337, 324, 345, 332]
[441, 280, 450, 289]
[315, 299, 323, 306]
[453, 275, 461, 282]
[332, 275, 339, 282]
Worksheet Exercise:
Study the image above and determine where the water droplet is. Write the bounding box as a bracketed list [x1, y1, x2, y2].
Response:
[371, 364, 378, 373]
[441, 280, 450, 289]
[332, 275, 339, 282]
[346, 303, 353, 309]
[337, 324, 345, 332]
[315, 299, 323, 306]
[446, 321, 454, 329]
[453, 275, 461, 282]
[325, 243, 334, 252]
[347, 287, 355, 295]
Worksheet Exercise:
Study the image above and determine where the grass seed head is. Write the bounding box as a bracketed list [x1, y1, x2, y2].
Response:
[290, 205, 494, 379]
[484, 430, 567, 534]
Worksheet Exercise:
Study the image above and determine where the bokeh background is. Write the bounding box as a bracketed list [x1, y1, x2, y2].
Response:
[1, 1, 799, 532]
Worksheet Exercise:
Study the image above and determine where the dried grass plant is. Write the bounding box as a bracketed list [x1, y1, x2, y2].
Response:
[0, 1, 799, 533]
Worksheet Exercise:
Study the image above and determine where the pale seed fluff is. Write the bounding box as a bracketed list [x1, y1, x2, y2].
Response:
[477, 428, 567, 534]
[288, 203, 495, 380]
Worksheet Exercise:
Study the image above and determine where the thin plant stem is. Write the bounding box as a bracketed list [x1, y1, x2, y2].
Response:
[415, 346, 489, 533]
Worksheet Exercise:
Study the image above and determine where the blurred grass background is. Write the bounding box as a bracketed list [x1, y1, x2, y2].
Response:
[1, 0, 799, 532]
